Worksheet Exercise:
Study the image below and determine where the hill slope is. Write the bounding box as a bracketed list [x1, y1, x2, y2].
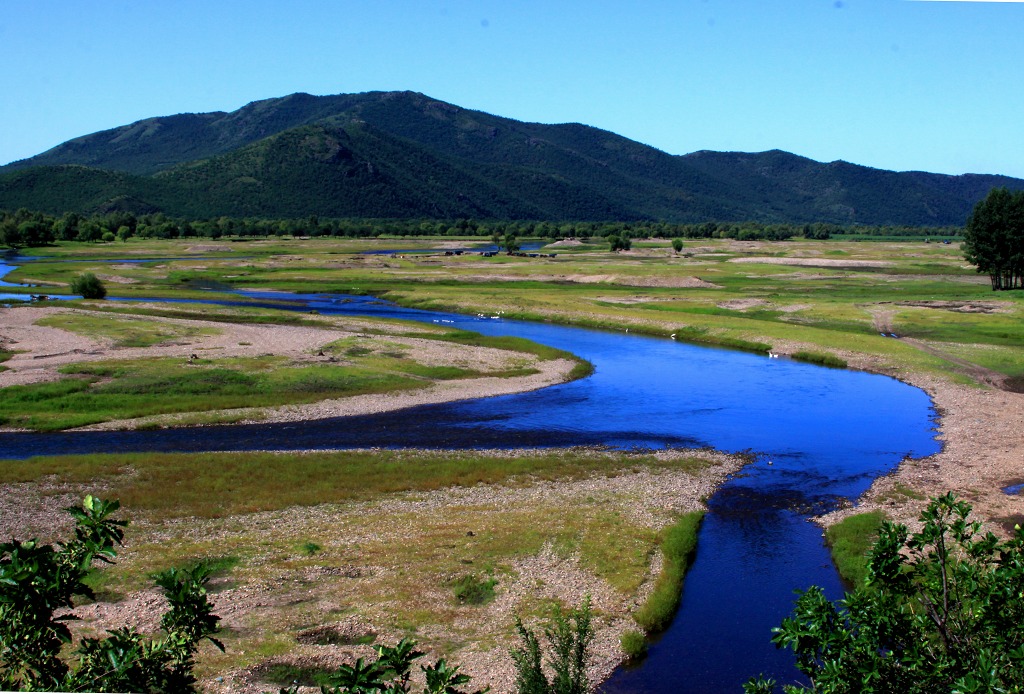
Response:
[2, 91, 1022, 224]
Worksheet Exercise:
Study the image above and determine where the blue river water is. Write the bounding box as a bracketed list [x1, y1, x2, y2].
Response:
[0, 258, 940, 691]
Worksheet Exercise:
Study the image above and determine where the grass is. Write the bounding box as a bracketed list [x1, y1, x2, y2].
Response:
[0, 356, 429, 431]
[791, 350, 848, 369]
[0, 313, 583, 431]
[450, 573, 498, 605]
[620, 629, 647, 660]
[14, 236, 1021, 386]
[35, 312, 220, 347]
[632, 511, 704, 634]
[27, 446, 727, 683]
[0, 449, 718, 519]
[824, 510, 887, 586]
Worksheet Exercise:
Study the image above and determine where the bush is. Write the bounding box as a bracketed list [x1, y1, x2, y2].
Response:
[70, 272, 107, 299]
[511, 597, 594, 694]
[747, 493, 1024, 693]
[620, 629, 647, 660]
[0, 496, 222, 692]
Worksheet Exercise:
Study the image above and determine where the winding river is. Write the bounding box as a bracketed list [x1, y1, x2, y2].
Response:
[0, 257, 939, 692]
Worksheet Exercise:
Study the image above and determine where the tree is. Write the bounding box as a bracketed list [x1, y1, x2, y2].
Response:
[671, 238, 683, 254]
[70, 272, 107, 299]
[746, 493, 1024, 693]
[503, 232, 520, 254]
[962, 187, 1024, 290]
[0, 496, 223, 692]
[607, 234, 631, 252]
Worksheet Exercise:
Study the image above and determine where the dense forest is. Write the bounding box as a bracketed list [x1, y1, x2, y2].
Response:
[2, 91, 1021, 226]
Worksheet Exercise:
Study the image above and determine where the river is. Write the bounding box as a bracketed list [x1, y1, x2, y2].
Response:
[0, 256, 939, 691]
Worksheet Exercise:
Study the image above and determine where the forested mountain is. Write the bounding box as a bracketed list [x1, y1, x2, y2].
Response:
[2, 91, 1022, 224]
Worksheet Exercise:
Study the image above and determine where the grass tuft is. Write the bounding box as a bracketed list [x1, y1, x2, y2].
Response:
[791, 350, 849, 369]
[450, 573, 498, 605]
[825, 510, 886, 586]
[620, 629, 647, 660]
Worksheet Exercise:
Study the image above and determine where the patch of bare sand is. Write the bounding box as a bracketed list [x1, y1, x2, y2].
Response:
[717, 298, 767, 311]
[728, 257, 893, 268]
[396, 273, 722, 289]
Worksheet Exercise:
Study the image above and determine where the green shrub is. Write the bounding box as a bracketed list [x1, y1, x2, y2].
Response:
[748, 494, 1024, 693]
[298, 540, 322, 556]
[0, 496, 222, 692]
[511, 597, 594, 694]
[620, 629, 647, 660]
[70, 272, 107, 299]
[276, 638, 480, 694]
[451, 573, 498, 605]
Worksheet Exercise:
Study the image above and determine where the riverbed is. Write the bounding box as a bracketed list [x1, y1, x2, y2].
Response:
[0, 257, 941, 691]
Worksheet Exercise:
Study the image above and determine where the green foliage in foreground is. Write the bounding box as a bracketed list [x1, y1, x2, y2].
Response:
[632, 511, 704, 634]
[747, 494, 1024, 694]
[824, 510, 886, 586]
[0, 496, 222, 692]
[511, 598, 594, 694]
[276, 638, 485, 694]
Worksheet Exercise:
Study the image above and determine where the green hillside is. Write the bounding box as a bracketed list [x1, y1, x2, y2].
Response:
[2, 91, 1022, 224]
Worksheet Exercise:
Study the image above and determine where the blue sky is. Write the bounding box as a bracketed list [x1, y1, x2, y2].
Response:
[2, 0, 1022, 177]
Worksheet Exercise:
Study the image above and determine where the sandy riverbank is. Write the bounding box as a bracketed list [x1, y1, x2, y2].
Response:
[0, 304, 576, 431]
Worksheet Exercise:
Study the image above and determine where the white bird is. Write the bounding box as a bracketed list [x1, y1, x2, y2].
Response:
[670, 334, 677, 340]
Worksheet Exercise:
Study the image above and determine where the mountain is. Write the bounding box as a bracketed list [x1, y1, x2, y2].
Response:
[2, 91, 1022, 224]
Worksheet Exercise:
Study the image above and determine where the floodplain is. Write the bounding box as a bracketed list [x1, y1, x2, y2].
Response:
[1, 234, 1022, 691]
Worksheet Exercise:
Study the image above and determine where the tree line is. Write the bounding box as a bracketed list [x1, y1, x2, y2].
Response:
[962, 187, 1024, 290]
[0, 207, 960, 249]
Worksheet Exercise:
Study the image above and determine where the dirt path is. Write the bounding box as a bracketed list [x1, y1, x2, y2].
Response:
[899, 337, 1008, 390]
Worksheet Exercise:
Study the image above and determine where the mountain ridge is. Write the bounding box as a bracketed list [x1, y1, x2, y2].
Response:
[2, 90, 1022, 224]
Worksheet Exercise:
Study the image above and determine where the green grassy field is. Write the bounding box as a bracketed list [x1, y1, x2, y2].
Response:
[10, 235, 1018, 381]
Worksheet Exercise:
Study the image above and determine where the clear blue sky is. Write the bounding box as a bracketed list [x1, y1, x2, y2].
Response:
[2, 0, 1022, 177]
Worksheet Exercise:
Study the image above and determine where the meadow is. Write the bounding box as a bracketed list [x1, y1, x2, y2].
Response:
[8, 234, 1021, 382]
